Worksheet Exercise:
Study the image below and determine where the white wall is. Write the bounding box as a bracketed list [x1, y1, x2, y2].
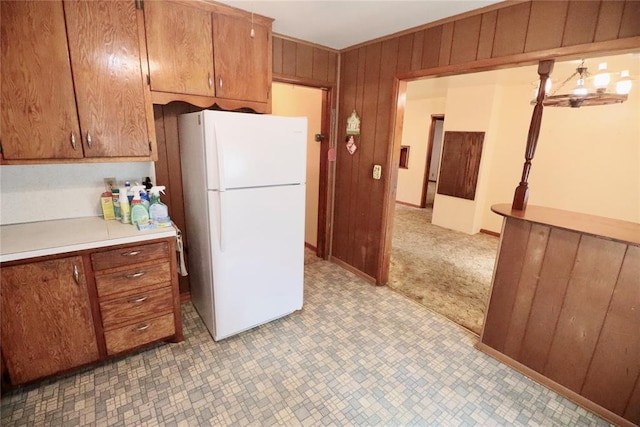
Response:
[404, 53, 640, 235]
[0, 162, 155, 225]
[396, 97, 446, 205]
[431, 83, 501, 234]
[271, 83, 323, 247]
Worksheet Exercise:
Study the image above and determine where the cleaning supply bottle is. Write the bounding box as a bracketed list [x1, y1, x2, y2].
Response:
[149, 186, 171, 227]
[112, 188, 121, 220]
[119, 187, 131, 224]
[130, 185, 149, 227]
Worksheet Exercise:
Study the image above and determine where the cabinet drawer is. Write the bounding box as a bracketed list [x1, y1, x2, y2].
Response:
[91, 242, 169, 271]
[104, 313, 175, 355]
[95, 262, 171, 299]
[100, 286, 173, 331]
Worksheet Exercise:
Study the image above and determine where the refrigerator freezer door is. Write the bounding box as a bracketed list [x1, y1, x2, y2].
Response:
[203, 110, 307, 190]
[208, 184, 305, 341]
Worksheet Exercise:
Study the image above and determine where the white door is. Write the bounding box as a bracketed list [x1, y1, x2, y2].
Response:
[209, 184, 305, 340]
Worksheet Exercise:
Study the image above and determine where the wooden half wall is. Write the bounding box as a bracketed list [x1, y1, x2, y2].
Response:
[333, 0, 640, 282]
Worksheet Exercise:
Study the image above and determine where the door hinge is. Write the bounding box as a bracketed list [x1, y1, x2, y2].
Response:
[146, 74, 150, 86]
[135, 0, 143, 10]
[148, 141, 152, 152]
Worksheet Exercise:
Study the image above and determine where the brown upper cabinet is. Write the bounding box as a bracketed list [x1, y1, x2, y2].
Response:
[144, 1, 216, 97]
[213, 13, 270, 104]
[143, 0, 273, 111]
[0, 1, 154, 162]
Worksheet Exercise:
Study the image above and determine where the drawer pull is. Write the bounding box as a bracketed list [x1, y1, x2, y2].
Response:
[135, 323, 150, 331]
[73, 265, 79, 284]
[125, 272, 145, 279]
[128, 295, 148, 304]
[121, 250, 141, 257]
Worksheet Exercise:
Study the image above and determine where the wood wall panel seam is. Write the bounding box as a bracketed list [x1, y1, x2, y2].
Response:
[577, 243, 628, 394]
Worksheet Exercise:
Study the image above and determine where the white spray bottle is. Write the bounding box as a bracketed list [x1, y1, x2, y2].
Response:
[129, 185, 149, 226]
[149, 186, 171, 226]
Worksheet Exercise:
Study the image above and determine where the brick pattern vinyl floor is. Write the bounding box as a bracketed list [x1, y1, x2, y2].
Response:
[1, 255, 609, 426]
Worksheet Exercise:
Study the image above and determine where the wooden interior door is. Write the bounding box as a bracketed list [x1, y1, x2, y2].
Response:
[144, 1, 215, 97]
[64, 0, 150, 158]
[213, 13, 270, 103]
[0, 1, 83, 160]
[0, 256, 99, 384]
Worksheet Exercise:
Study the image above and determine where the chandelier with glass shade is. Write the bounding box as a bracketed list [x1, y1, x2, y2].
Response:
[532, 60, 633, 108]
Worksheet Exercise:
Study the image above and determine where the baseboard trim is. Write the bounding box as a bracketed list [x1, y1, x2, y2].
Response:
[395, 200, 422, 209]
[480, 228, 500, 238]
[330, 256, 378, 285]
[180, 292, 191, 303]
[305, 242, 317, 251]
[474, 342, 634, 427]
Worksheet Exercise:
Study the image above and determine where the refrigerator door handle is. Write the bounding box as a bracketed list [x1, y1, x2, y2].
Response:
[218, 191, 226, 252]
[214, 127, 226, 191]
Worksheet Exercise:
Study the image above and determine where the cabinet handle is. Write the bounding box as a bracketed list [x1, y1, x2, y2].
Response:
[134, 323, 150, 331]
[128, 295, 148, 304]
[71, 132, 77, 150]
[121, 250, 141, 257]
[125, 272, 145, 279]
[208, 73, 213, 88]
[73, 265, 79, 284]
[219, 77, 223, 89]
[86, 132, 92, 148]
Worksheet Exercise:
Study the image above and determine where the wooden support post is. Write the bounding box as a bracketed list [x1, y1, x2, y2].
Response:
[512, 59, 555, 211]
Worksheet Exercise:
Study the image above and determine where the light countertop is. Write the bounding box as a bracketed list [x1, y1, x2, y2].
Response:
[0, 217, 176, 263]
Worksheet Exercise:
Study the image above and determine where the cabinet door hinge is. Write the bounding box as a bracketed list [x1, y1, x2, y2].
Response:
[146, 74, 150, 85]
[148, 141, 152, 152]
[135, 0, 143, 10]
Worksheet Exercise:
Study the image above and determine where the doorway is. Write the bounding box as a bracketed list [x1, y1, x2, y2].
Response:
[272, 83, 325, 256]
[421, 115, 444, 210]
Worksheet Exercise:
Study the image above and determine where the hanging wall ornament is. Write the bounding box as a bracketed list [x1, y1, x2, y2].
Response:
[346, 135, 357, 155]
[346, 110, 361, 135]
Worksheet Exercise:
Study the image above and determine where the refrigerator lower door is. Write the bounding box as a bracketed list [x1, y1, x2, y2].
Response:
[208, 184, 305, 341]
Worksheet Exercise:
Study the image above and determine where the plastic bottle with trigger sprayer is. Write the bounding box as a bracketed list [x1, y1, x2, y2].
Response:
[130, 185, 149, 226]
[149, 186, 171, 227]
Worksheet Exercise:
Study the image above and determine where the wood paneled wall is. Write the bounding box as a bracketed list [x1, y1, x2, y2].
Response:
[334, 0, 640, 281]
[481, 217, 640, 425]
[272, 35, 338, 85]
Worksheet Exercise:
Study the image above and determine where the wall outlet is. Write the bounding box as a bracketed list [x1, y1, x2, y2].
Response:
[373, 165, 382, 180]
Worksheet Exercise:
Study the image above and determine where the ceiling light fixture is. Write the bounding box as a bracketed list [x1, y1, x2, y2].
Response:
[532, 60, 632, 108]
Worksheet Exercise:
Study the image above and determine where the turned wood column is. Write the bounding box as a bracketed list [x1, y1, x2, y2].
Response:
[512, 60, 555, 210]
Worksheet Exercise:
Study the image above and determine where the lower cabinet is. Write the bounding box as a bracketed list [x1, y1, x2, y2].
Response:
[0, 256, 100, 384]
[0, 238, 182, 386]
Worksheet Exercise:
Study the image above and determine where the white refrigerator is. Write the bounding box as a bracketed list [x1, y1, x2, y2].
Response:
[178, 110, 307, 341]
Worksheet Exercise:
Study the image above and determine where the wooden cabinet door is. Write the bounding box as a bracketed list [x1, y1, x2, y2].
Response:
[64, 0, 150, 158]
[0, 256, 99, 384]
[144, 1, 215, 97]
[213, 13, 270, 103]
[0, 1, 83, 160]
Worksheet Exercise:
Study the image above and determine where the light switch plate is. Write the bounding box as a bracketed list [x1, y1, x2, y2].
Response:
[373, 165, 382, 180]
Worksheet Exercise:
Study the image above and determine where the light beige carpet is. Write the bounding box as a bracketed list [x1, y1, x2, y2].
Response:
[388, 204, 498, 335]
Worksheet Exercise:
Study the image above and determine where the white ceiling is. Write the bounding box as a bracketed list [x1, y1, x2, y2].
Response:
[216, 0, 501, 50]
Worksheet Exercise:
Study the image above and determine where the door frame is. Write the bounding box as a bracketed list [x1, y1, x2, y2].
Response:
[420, 114, 445, 208]
[272, 77, 336, 260]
